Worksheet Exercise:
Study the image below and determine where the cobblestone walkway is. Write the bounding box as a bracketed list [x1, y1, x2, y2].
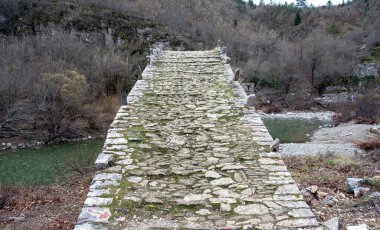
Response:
[75, 49, 321, 229]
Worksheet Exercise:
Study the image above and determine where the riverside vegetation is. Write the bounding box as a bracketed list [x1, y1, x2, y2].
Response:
[0, 0, 379, 229]
[0, 0, 379, 145]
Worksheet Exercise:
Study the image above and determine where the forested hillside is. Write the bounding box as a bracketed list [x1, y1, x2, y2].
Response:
[92, 0, 379, 114]
[0, 0, 192, 143]
[0, 0, 379, 143]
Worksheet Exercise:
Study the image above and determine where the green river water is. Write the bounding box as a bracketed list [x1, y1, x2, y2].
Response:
[262, 118, 330, 143]
[0, 118, 329, 187]
[0, 139, 104, 187]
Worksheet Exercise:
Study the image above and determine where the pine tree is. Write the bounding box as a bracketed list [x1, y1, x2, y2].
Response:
[294, 11, 302, 25]
[259, 0, 265, 7]
[296, 0, 307, 8]
[326, 0, 332, 7]
[248, 0, 254, 7]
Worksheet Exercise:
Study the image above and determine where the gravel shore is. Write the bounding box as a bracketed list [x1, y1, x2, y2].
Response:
[278, 122, 379, 156]
[258, 111, 334, 121]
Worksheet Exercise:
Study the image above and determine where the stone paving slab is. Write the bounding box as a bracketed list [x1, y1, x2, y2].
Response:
[75, 47, 321, 229]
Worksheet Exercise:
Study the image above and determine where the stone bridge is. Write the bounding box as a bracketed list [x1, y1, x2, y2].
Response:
[75, 47, 321, 229]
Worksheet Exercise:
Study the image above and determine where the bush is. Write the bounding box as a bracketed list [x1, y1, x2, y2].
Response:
[0, 28, 132, 142]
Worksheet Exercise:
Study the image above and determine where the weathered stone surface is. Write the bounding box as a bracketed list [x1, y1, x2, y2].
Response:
[74, 223, 107, 230]
[94, 153, 113, 170]
[210, 178, 234, 186]
[275, 184, 300, 195]
[93, 173, 122, 181]
[270, 138, 280, 152]
[205, 171, 221, 179]
[347, 224, 369, 230]
[144, 197, 164, 204]
[234, 204, 269, 215]
[276, 218, 319, 228]
[322, 217, 339, 230]
[209, 197, 237, 204]
[353, 187, 370, 197]
[288, 209, 315, 218]
[220, 203, 231, 212]
[84, 197, 113, 207]
[196, 209, 211, 215]
[321, 195, 337, 207]
[77, 48, 319, 229]
[77, 207, 111, 224]
[88, 189, 110, 197]
[127, 176, 143, 183]
[246, 94, 257, 107]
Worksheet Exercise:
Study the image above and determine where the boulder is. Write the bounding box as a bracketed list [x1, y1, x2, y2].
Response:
[353, 187, 370, 198]
[7, 214, 26, 223]
[344, 178, 363, 193]
[321, 195, 337, 206]
[306, 185, 318, 194]
[300, 189, 314, 202]
[369, 192, 380, 198]
[317, 191, 329, 198]
[246, 94, 258, 107]
[369, 126, 380, 134]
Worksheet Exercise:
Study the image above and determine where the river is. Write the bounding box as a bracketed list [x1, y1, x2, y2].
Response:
[0, 139, 104, 186]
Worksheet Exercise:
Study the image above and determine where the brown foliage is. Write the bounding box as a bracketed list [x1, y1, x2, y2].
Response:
[357, 139, 380, 151]
[0, 28, 129, 142]
[334, 92, 379, 124]
[0, 178, 89, 229]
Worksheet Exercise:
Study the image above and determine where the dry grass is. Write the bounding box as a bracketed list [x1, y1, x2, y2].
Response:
[0, 177, 90, 230]
[83, 95, 121, 130]
[284, 153, 380, 228]
[357, 138, 380, 151]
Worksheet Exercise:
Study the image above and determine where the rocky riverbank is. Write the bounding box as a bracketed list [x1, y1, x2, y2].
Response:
[258, 110, 379, 157]
[0, 136, 101, 152]
[258, 111, 335, 121]
[278, 122, 379, 157]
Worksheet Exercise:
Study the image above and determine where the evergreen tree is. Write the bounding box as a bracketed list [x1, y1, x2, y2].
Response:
[248, 0, 254, 7]
[259, 0, 265, 7]
[296, 0, 307, 8]
[326, 0, 332, 7]
[294, 11, 302, 25]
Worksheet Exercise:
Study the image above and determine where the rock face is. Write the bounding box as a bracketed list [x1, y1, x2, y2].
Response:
[75, 48, 319, 229]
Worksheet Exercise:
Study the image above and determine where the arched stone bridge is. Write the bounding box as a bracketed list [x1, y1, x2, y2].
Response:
[75, 47, 321, 229]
